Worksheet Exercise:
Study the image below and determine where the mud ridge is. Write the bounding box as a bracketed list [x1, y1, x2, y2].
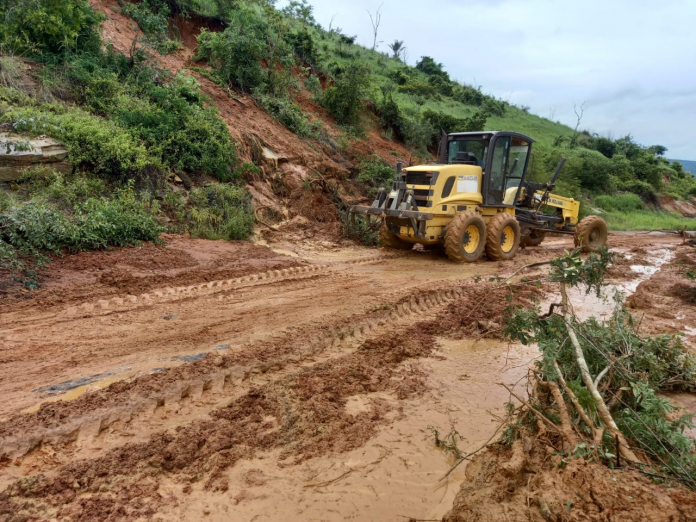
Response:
[0, 281, 464, 463]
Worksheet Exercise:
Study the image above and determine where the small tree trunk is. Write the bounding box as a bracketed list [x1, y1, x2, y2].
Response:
[559, 281, 639, 462]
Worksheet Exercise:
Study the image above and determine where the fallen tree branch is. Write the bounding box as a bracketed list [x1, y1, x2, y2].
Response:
[559, 281, 639, 462]
[500, 383, 564, 437]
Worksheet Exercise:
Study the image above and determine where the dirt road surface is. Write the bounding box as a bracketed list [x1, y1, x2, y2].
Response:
[1, 232, 694, 521]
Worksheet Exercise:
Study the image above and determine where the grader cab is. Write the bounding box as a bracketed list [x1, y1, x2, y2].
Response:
[351, 131, 608, 262]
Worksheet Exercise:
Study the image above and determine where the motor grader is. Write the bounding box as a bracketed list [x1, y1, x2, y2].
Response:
[351, 130, 608, 262]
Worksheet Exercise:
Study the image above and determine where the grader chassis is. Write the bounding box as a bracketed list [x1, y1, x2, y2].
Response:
[351, 131, 608, 262]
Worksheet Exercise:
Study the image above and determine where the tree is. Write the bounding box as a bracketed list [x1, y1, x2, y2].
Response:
[321, 62, 371, 125]
[648, 144, 667, 157]
[388, 40, 405, 60]
[366, 2, 384, 51]
[282, 0, 315, 26]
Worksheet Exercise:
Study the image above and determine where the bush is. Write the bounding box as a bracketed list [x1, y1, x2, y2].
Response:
[398, 80, 437, 98]
[0, 174, 163, 288]
[287, 27, 318, 65]
[195, 6, 293, 94]
[321, 62, 371, 125]
[6, 104, 154, 180]
[119, 0, 181, 55]
[594, 193, 644, 212]
[177, 184, 254, 240]
[32, 52, 239, 180]
[255, 91, 320, 139]
[357, 155, 394, 196]
[0, 0, 103, 56]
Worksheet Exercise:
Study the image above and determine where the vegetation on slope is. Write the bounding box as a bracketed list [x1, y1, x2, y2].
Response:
[1, 0, 694, 288]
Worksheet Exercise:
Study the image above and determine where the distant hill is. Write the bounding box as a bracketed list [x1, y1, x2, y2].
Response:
[674, 159, 696, 175]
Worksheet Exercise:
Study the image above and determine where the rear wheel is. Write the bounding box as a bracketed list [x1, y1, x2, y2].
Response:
[574, 216, 608, 253]
[379, 221, 413, 250]
[485, 213, 521, 261]
[444, 211, 486, 263]
[521, 229, 546, 247]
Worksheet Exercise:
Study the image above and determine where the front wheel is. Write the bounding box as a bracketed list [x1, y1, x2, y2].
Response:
[485, 213, 521, 261]
[444, 211, 486, 263]
[574, 216, 608, 253]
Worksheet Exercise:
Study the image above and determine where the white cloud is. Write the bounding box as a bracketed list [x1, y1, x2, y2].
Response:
[279, 0, 696, 159]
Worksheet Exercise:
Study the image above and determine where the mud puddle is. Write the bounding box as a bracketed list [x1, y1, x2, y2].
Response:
[155, 337, 539, 522]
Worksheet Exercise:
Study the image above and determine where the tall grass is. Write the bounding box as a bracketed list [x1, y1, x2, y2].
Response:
[603, 210, 696, 231]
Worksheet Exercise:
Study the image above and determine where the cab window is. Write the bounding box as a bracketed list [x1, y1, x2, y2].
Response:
[448, 139, 488, 168]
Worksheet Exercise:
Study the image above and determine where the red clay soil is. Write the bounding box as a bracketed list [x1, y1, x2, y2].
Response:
[0, 234, 304, 310]
[442, 436, 696, 522]
[0, 331, 434, 521]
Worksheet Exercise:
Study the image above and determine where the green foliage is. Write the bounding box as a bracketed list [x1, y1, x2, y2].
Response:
[422, 109, 487, 135]
[195, 6, 293, 94]
[415, 56, 449, 81]
[6, 104, 153, 180]
[1, 171, 163, 288]
[255, 91, 320, 138]
[165, 183, 254, 240]
[27, 50, 238, 180]
[505, 250, 696, 485]
[398, 80, 437, 99]
[602, 210, 696, 231]
[594, 193, 644, 212]
[287, 27, 318, 65]
[357, 155, 394, 196]
[321, 62, 371, 125]
[119, 0, 181, 55]
[0, 0, 103, 56]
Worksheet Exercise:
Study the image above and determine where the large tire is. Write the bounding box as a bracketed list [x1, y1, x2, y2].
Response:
[574, 216, 608, 253]
[379, 221, 412, 250]
[485, 213, 521, 261]
[521, 229, 546, 247]
[444, 211, 486, 263]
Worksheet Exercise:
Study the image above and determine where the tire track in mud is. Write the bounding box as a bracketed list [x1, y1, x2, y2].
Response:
[0, 277, 464, 467]
[0, 254, 393, 330]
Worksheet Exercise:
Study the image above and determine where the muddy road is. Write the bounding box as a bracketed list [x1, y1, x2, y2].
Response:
[0, 232, 694, 521]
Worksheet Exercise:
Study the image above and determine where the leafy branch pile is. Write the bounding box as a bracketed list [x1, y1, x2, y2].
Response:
[504, 250, 696, 487]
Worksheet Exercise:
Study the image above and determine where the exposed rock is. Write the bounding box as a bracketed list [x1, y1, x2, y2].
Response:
[0, 133, 71, 181]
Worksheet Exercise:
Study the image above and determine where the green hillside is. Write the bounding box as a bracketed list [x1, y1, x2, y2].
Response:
[1, 0, 696, 288]
[674, 159, 696, 175]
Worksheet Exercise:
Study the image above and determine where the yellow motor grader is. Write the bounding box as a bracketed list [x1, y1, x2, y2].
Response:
[351, 131, 607, 262]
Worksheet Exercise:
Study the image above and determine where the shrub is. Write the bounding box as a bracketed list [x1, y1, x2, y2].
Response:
[119, 0, 181, 55]
[6, 105, 154, 179]
[255, 92, 320, 138]
[452, 85, 485, 106]
[321, 62, 371, 125]
[357, 155, 394, 196]
[0, 176, 163, 288]
[0, 0, 103, 56]
[36, 54, 239, 180]
[594, 193, 644, 212]
[180, 184, 254, 240]
[287, 27, 318, 65]
[398, 80, 437, 98]
[195, 6, 293, 94]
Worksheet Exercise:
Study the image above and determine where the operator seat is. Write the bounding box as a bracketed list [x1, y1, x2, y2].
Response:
[454, 151, 477, 165]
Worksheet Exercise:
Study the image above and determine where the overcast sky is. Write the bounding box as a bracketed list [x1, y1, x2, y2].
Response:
[278, 0, 696, 160]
